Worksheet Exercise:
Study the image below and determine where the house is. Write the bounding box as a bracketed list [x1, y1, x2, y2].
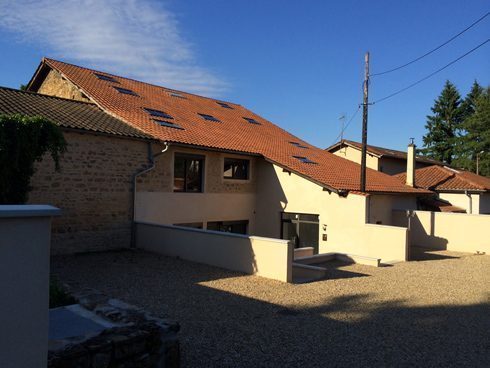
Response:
[326, 139, 443, 175]
[395, 165, 490, 214]
[15, 57, 435, 262]
[0, 86, 154, 253]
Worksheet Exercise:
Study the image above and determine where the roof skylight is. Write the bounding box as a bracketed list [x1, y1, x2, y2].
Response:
[289, 141, 308, 149]
[170, 92, 186, 99]
[293, 156, 317, 164]
[153, 119, 183, 130]
[94, 73, 118, 83]
[113, 86, 138, 96]
[243, 117, 261, 125]
[143, 108, 173, 119]
[217, 101, 233, 109]
[198, 113, 220, 122]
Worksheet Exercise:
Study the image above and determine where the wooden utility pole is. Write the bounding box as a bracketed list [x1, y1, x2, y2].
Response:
[360, 52, 370, 192]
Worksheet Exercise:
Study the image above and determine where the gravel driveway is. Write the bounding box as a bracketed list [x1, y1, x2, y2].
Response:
[52, 249, 490, 367]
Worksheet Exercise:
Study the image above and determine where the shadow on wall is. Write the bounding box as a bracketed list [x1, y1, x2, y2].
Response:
[52, 251, 490, 368]
[254, 161, 288, 238]
[411, 212, 449, 250]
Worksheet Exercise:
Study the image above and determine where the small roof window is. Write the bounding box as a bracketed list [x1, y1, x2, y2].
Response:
[153, 119, 183, 130]
[289, 141, 308, 149]
[113, 86, 138, 96]
[143, 108, 173, 119]
[94, 73, 119, 83]
[170, 92, 186, 99]
[198, 113, 220, 122]
[243, 117, 261, 125]
[293, 156, 317, 164]
[217, 101, 233, 109]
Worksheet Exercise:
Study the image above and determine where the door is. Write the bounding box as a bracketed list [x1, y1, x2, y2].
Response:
[281, 212, 320, 253]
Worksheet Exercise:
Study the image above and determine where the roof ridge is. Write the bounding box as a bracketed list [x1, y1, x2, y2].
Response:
[43, 57, 241, 106]
[0, 85, 97, 106]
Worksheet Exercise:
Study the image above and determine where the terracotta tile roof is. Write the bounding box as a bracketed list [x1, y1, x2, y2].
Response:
[326, 139, 444, 166]
[395, 165, 490, 192]
[0, 86, 152, 140]
[30, 58, 430, 195]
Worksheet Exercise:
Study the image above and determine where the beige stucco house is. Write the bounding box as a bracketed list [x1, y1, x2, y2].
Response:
[326, 139, 443, 175]
[5, 57, 437, 264]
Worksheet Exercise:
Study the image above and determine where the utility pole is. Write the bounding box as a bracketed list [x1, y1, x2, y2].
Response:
[476, 151, 484, 175]
[360, 52, 370, 192]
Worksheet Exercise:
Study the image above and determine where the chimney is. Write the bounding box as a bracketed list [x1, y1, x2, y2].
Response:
[406, 138, 416, 187]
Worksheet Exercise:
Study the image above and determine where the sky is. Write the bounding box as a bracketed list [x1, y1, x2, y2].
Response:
[0, 0, 488, 151]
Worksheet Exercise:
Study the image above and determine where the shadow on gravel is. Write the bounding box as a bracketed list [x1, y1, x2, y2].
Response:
[410, 247, 463, 261]
[52, 250, 490, 368]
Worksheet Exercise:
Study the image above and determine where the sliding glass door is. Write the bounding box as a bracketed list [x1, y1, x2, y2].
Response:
[281, 212, 319, 254]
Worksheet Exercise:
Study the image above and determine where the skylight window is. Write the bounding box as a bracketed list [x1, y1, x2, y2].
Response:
[94, 73, 118, 83]
[243, 117, 261, 125]
[143, 108, 173, 119]
[293, 156, 317, 164]
[153, 119, 183, 130]
[217, 101, 233, 109]
[198, 113, 220, 122]
[289, 141, 308, 149]
[113, 86, 138, 96]
[170, 92, 186, 99]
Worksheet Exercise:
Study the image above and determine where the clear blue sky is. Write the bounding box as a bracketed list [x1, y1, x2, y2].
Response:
[0, 0, 488, 151]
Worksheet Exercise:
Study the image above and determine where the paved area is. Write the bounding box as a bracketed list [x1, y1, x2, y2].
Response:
[52, 249, 490, 367]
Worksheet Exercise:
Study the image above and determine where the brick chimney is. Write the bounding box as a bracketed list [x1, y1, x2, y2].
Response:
[406, 138, 416, 187]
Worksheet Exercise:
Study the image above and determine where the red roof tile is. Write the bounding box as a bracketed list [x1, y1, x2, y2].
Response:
[32, 58, 431, 195]
[395, 165, 490, 192]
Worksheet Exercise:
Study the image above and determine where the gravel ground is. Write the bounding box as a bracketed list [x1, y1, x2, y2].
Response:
[52, 249, 490, 367]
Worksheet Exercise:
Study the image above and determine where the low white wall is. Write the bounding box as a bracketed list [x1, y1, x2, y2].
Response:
[0, 205, 60, 368]
[393, 210, 490, 254]
[325, 223, 408, 264]
[135, 221, 293, 282]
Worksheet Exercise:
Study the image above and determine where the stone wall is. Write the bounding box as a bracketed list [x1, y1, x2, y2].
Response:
[37, 68, 92, 102]
[28, 130, 149, 254]
[137, 145, 257, 194]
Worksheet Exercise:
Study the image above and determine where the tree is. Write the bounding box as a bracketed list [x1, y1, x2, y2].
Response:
[460, 87, 490, 176]
[0, 114, 67, 204]
[421, 81, 464, 164]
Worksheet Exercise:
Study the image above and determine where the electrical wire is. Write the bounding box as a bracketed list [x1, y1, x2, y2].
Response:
[372, 38, 489, 104]
[371, 12, 489, 77]
[331, 105, 361, 145]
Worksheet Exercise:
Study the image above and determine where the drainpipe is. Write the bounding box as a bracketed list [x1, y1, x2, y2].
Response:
[465, 190, 472, 214]
[130, 141, 169, 248]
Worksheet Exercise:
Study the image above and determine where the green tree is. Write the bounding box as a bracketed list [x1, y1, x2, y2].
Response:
[460, 87, 490, 176]
[0, 114, 67, 204]
[421, 81, 464, 164]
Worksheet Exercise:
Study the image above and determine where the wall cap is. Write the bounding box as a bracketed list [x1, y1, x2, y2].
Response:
[0, 205, 61, 218]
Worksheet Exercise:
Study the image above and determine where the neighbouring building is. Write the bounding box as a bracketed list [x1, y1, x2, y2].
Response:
[13, 57, 434, 261]
[395, 165, 490, 215]
[326, 139, 443, 175]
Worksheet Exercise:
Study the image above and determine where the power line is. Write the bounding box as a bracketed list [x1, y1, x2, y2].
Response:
[372, 38, 489, 104]
[371, 12, 489, 77]
[331, 105, 361, 145]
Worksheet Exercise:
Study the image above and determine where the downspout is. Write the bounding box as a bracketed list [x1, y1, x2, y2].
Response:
[465, 190, 472, 214]
[130, 141, 169, 248]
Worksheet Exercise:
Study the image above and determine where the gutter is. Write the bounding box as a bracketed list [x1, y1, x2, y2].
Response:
[130, 141, 169, 248]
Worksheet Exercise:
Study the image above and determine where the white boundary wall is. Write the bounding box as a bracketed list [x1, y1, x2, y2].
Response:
[0, 205, 60, 368]
[135, 221, 293, 282]
[393, 210, 490, 254]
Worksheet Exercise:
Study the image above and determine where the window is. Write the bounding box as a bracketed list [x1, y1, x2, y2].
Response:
[217, 101, 232, 109]
[170, 92, 186, 99]
[198, 113, 220, 122]
[174, 154, 204, 192]
[94, 73, 119, 83]
[144, 108, 173, 119]
[289, 141, 308, 149]
[243, 117, 261, 125]
[224, 158, 249, 180]
[113, 86, 138, 96]
[153, 119, 183, 130]
[207, 220, 248, 235]
[281, 212, 319, 253]
[293, 156, 317, 164]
